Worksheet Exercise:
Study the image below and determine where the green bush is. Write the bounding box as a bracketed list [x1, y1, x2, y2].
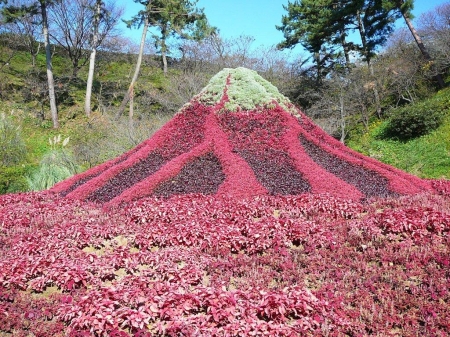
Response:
[383, 97, 447, 140]
[0, 113, 27, 166]
[0, 166, 30, 194]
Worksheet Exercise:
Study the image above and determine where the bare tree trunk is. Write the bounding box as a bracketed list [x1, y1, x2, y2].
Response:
[41, 0, 59, 128]
[340, 33, 350, 68]
[129, 87, 134, 129]
[402, 13, 445, 88]
[160, 27, 168, 75]
[85, 0, 101, 117]
[116, 16, 149, 119]
[339, 88, 346, 144]
[162, 49, 168, 75]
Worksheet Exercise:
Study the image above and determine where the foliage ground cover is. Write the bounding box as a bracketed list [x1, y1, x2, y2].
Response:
[1, 188, 450, 336]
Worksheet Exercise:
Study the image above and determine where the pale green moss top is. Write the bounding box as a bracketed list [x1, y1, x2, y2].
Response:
[197, 67, 293, 113]
[196, 68, 231, 105]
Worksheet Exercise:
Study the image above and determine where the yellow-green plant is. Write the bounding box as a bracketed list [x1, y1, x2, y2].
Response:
[27, 135, 80, 191]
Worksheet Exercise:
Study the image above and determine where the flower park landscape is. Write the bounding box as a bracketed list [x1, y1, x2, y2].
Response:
[1, 67, 450, 336]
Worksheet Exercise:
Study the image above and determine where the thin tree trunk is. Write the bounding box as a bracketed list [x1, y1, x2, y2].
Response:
[313, 52, 321, 83]
[116, 16, 149, 119]
[368, 62, 382, 118]
[339, 89, 346, 144]
[41, 0, 59, 128]
[340, 33, 350, 68]
[129, 87, 134, 129]
[160, 27, 168, 75]
[162, 49, 168, 75]
[85, 0, 101, 117]
[402, 13, 445, 88]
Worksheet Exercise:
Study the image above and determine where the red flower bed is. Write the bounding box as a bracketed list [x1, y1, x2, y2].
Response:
[1, 191, 450, 336]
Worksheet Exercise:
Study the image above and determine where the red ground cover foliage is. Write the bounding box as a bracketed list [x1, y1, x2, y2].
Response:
[2, 68, 449, 336]
[1, 191, 449, 336]
[50, 68, 434, 205]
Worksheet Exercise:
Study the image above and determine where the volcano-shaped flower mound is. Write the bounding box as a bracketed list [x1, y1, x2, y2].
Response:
[51, 67, 433, 204]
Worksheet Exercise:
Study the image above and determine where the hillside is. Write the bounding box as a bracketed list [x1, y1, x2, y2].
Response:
[1, 66, 450, 336]
[347, 87, 450, 180]
[1, 42, 450, 195]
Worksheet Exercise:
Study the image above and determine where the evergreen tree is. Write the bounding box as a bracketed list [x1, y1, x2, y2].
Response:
[277, 0, 344, 81]
[117, 0, 214, 119]
[147, 0, 213, 75]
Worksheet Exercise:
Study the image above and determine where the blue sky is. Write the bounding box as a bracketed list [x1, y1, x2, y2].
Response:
[121, 0, 449, 49]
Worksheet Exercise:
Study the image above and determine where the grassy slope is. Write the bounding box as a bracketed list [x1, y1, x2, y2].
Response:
[0, 47, 170, 192]
[347, 87, 450, 179]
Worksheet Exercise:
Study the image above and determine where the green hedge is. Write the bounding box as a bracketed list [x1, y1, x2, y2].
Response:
[384, 93, 449, 140]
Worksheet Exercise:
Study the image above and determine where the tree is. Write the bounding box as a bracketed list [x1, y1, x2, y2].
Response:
[39, 0, 58, 128]
[50, 0, 121, 78]
[116, 0, 213, 119]
[277, 0, 351, 73]
[350, 0, 396, 117]
[148, 0, 213, 75]
[85, 0, 101, 116]
[417, 3, 450, 79]
[277, 0, 397, 116]
[1, 0, 42, 67]
[2, 0, 60, 128]
[115, 0, 151, 120]
[383, 0, 445, 88]
[84, 0, 123, 116]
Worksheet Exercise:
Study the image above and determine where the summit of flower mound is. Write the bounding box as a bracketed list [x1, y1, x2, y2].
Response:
[51, 67, 434, 204]
[196, 67, 292, 112]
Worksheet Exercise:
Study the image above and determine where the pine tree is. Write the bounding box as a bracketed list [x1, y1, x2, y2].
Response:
[116, 0, 214, 119]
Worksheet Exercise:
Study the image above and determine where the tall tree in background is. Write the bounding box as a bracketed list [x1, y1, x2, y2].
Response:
[383, 0, 445, 87]
[346, 0, 397, 116]
[277, 0, 352, 83]
[2, 0, 60, 128]
[149, 0, 212, 75]
[116, 0, 151, 120]
[277, 0, 397, 116]
[50, 0, 121, 78]
[33, 0, 58, 128]
[1, 0, 42, 67]
[116, 0, 213, 119]
[85, 0, 102, 116]
[84, 0, 123, 116]
[418, 2, 450, 76]
[40, 0, 58, 128]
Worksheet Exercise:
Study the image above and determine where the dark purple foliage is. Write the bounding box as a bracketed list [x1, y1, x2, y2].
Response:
[153, 152, 226, 198]
[300, 135, 397, 199]
[238, 149, 311, 195]
[87, 152, 167, 203]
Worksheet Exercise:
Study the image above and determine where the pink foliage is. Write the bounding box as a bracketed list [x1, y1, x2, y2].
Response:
[1, 191, 450, 336]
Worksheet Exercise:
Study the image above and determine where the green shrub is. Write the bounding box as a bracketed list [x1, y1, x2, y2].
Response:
[0, 113, 27, 166]
[0, 166, 30, 194]
[383, 97, 448, 140]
